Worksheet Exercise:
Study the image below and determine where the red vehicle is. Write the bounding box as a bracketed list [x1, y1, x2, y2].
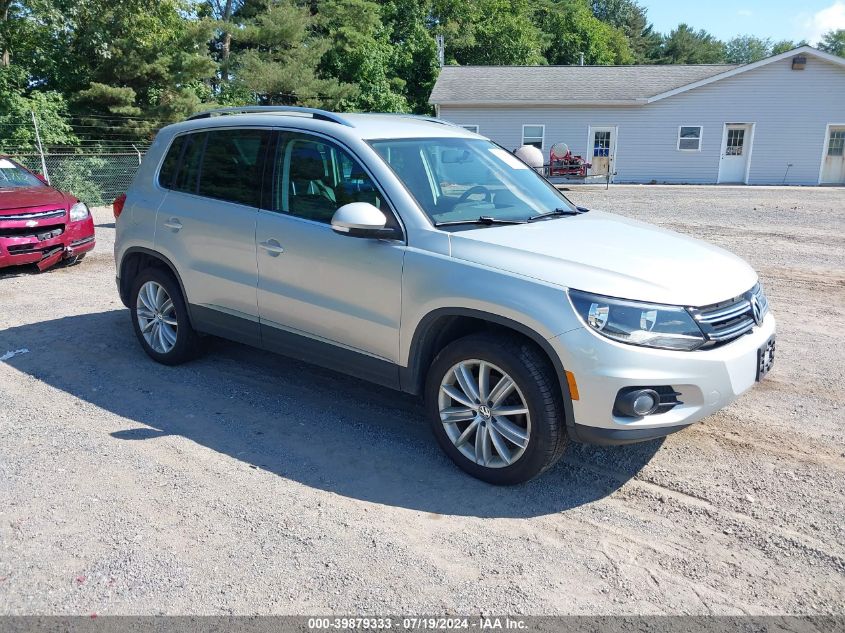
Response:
[0, 156, 95, 271]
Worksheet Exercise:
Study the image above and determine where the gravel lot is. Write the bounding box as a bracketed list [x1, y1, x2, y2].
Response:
[1, 185, 843, 615]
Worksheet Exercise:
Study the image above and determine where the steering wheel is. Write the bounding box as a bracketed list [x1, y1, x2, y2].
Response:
[455, 185, 493, 205]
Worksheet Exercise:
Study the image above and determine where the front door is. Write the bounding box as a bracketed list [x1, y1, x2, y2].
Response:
[718, 124, 752, 183]
[256, 131, 405, 372]
[587, 127, 616, 179]
[820, 126, 845, 184]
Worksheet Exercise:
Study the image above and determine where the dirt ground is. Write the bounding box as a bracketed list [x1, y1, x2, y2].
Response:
[0, 185, 843, 615]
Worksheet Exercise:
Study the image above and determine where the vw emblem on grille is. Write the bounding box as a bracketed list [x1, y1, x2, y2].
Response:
[750, 295, 763, 326]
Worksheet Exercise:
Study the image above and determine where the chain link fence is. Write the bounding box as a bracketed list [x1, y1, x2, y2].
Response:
[10, 150, 146, 206]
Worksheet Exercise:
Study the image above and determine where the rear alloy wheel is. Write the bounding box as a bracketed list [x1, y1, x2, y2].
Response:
[136, 280, 178, 354]
[130, 267, 201, 365]
[426, 334, 567, 485]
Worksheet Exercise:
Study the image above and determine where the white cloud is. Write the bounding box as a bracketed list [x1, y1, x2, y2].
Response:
[802, 1, 845, 44]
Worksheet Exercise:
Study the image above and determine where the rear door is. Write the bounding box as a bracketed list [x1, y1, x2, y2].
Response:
[155, 128, 271, 344]
[255, 131, 405, 372]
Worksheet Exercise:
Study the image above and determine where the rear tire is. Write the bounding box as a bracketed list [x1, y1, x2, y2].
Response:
[130, 267, 201, 365]
[425, 333, 567, 484]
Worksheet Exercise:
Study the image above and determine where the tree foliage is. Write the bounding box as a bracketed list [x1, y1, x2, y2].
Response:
[819, 30, 845, 58]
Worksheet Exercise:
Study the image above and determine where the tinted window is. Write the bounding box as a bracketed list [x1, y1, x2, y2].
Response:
[274, 134, 393, 226]
[198, 129, 268, 206]
[158, 136, 185, 188]
[172, 133, 205, 194]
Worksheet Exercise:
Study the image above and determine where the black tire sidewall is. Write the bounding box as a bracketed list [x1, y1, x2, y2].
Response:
[425, 335, 564, 485]
[129, 268, 196, 365]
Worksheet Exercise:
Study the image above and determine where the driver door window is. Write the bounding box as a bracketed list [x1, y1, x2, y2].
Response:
[274, 134, 393, 226]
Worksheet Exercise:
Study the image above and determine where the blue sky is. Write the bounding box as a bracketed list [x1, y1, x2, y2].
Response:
[640, 0, 845, 44]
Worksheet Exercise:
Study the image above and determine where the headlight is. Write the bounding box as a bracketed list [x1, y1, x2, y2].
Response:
[69, 202, 90, 222]
[568, 289, 706, 351]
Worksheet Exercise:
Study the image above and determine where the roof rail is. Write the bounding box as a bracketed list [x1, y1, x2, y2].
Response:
[186, 106, 355, 128]
[369, 113, 463, 128]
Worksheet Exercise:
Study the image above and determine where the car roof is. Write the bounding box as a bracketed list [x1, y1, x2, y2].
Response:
[160, 110, 481, 143]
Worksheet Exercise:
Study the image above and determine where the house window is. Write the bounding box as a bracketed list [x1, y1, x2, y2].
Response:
[726, 128, 745, 156]
[460, 124, 479, 133]
[522, 125, 545, 149]
[828, 129, 845, 156]
[678, 126, 702, 151]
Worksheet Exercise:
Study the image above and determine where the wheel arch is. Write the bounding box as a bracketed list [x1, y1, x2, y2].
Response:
[118, 247, 191, 322]
[400, 307, 576, 430]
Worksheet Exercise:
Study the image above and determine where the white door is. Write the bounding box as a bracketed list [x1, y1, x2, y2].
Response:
[820, 126, 845, 184]
[587, 127, 616, 179]
[718, 124, 752, 183]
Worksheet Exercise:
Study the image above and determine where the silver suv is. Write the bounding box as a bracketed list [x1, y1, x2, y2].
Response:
[114, 107, 776, 484]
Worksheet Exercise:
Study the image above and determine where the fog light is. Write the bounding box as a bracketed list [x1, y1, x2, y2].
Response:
[615, 388, 660, 417]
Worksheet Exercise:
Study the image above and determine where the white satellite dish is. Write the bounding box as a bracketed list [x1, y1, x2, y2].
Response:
[514, 145, 544, 169]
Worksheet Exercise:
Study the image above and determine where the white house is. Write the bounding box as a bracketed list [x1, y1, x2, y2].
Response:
[429, 46, 845, 185]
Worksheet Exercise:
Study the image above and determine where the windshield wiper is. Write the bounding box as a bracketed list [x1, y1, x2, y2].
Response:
[528, 207, 582, 222]
[434, 215, 527, 227]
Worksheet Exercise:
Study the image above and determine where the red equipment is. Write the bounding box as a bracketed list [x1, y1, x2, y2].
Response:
[549, 143, 591, 177]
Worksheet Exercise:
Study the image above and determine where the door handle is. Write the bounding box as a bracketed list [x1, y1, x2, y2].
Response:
[163, 218, 183, 231]
[258, 239, 285, 256]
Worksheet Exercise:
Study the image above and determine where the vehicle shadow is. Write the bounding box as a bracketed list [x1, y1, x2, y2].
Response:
[0, 310, 662, 518]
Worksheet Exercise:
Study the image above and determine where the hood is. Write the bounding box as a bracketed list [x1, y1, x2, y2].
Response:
[448, 210, 758, 307]
[0, 186, 70, 213]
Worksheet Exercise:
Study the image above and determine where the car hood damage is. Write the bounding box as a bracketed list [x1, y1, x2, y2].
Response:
[0, 187, 69, 213]
[447, 210, 758, 307]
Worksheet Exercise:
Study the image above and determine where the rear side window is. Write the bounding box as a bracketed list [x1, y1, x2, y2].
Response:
[197, 129, 269, 206]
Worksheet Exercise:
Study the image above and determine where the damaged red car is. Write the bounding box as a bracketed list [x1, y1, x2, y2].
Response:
[0, 156, 95, 271]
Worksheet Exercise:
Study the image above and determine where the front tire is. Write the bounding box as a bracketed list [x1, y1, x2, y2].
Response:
[130, 267, 200, 365]
[425, 333, 568, 484]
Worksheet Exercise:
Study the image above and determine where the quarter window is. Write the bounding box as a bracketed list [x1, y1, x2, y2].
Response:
[158, 136, 185, 188]
[460, 125, 479, 133]
[678, 126, 702, 151]
[522, 125, 544, 149]
[172, 133, 205, 194]
[197, 129, 269, 206]
[274, 134, 393, 226]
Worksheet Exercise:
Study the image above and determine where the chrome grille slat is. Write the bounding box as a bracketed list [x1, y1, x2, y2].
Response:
[0, 208, 66, 221]
[689, 283, 769, 347]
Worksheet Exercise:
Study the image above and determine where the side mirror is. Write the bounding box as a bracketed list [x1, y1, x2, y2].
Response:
[331, 202, 400, 239]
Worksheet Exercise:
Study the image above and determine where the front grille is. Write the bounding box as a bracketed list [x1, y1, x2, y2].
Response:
[0, 208, 66, 222]
[690, 283, 769, 347]
[0, 224, 64, 240]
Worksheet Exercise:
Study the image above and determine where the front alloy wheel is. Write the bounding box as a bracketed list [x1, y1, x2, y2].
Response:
[136, 280, 178, 354]
[426, 334, 568, 485]
[438, 359, 531, 468]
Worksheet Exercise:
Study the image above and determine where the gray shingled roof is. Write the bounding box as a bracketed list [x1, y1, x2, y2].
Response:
[429, 64, 739, 104]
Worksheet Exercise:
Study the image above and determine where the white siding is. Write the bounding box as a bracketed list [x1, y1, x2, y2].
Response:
[438, 56, 845, 185]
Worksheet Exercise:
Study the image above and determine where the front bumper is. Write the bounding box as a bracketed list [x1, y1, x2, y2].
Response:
[0, 216, 95, 270]
[550, 312, 776, 444]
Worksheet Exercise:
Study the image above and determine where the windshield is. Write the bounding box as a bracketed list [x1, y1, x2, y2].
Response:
[369, 138, 576, 225]
[0, 158, 45, 189]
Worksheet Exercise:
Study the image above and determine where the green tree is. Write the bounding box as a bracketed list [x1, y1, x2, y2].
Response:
[537, 0, 633, 65]
[433, 0, 545, 65]
[819, 29, 845, 57]
[725, 35, 772, 64]
[659, 24, 726, 64]
[232, 0, 355, 107]
[380, 0, 440, 113]
[0, 66, 77, 152]
[317, 0, 408, 112]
